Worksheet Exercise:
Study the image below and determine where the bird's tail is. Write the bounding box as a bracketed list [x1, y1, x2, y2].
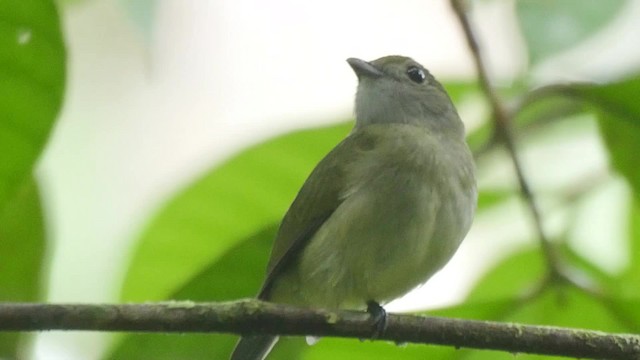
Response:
[230, 335, 279, 360]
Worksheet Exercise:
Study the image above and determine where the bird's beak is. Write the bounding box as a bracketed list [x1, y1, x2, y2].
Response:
[347, 58, 383, 79]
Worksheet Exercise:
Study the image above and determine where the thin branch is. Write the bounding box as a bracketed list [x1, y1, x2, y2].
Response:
[0, 301, 639, 359]
[450, 0, 562, 276]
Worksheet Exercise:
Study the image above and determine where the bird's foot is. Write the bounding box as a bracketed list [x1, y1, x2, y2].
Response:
[366, 300, 387, 339]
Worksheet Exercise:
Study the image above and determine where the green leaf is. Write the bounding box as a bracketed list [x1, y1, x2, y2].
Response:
[442, 81, 481, 105]
[120, 123, 352, 302]
[107, 225, 307, 359]
[106, 334, 305, 360]
[517, 287, 631, 331]
[0, 0, 66, 212]
[515, 94, 586, 133]
[476, 189, 512, 210]
[169, 225, 276, 301]
[558, 242, 618, 294]
[301, 338, 452, 360]
[0, 1, 64, 357]
[466, 247, 545, 303]
[465, 121, 492, 156]
[0, 178, 47, 357]
[614, 200, 640, 299]
[516, 0, 627, 65]
[597, 113, 640, 199]
[606, 298, 640, 333]
[105, 334, 237, 360]
[574, 76, 640, 122]
[570, 76, 640, 198]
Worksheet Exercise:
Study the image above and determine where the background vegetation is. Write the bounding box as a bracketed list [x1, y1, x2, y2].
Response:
[1, 0, 639, 359]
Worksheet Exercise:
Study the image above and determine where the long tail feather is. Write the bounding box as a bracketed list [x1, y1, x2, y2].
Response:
[230, 335, 278, 360]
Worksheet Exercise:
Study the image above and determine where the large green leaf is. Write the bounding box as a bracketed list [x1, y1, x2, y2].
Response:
[301, 338, 452, 360]
[575, 76, 640, 122]
[514, 76, 640, 217]
[597, 116, 640, 198]
[573, 76, 640, 198]
[0, 178, 46, 357]
[516, 0, 627, 65]
[0, 1, 64, 357]
[120, 123, 353, 302]
[466, 247, 545, 303]
[0, 0, 66, 212]
[107, 225, 307, 359]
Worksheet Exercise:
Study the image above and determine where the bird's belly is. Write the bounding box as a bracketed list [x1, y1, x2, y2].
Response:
[293, 174, 470, 309]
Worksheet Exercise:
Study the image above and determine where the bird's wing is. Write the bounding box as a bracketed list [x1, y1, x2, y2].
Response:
[258, 128, 376, 299]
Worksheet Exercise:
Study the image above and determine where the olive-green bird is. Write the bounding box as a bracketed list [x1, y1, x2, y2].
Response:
[230, 55, 477, 360]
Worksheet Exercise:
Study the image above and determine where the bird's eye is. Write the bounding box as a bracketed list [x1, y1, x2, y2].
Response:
[406, 66, 425, 84]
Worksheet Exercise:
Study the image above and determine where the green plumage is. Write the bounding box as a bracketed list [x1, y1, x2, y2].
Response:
[231, 56, 477, 360]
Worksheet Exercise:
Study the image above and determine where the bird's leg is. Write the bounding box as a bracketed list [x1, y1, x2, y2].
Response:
[366, 300, 388, 339]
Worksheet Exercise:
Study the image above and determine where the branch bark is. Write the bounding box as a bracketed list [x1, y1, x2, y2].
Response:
[1, 300, 639, 359]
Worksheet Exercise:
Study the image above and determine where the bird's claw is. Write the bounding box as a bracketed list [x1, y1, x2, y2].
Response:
[366, 300, 387, 339]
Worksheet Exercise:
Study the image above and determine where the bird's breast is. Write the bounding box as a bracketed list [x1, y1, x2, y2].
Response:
[296, 128, 476, 308]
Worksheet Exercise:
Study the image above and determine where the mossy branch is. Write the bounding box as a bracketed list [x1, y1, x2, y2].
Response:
[0, 300, 638, 359]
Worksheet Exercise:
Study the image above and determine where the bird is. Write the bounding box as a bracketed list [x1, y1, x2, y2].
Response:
[230, 55, 477, 360]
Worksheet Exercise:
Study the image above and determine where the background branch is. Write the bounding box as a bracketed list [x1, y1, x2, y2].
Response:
[450, 0, 562, 275]
[0, 301, 639, 359]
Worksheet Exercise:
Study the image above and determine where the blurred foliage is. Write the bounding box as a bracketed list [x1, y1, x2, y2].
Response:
[0, 0, 65, 213]
[615, 202, 640, 299]
[0, 0, 65, 357]
[106, 225, 307, 359]
[1, 0, 639, 359]
[579, 77, 640, 199]
[516, 0, 628, 65]
[119, 123, 352, 302]
[0, 179, 47, 357]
